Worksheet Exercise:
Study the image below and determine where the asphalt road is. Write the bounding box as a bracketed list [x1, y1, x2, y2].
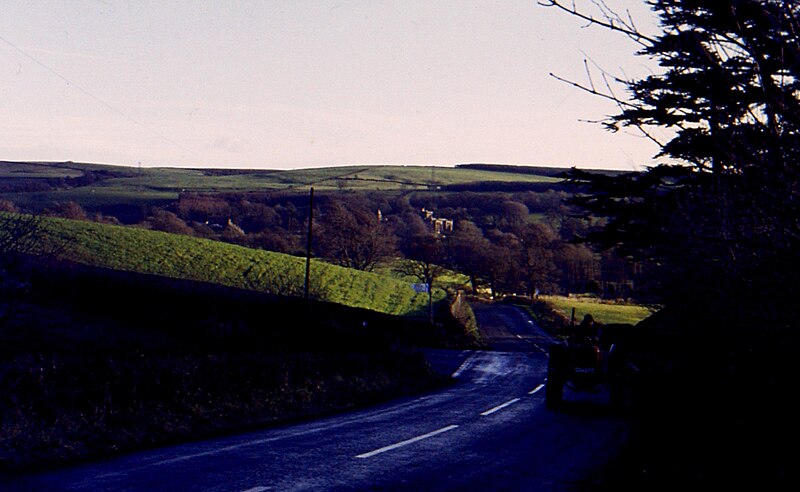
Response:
[3, 303, 629, 491]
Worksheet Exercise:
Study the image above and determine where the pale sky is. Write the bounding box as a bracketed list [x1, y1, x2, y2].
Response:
[1, 1, 663, 171]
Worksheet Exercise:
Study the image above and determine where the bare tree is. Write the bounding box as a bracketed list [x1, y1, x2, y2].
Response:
[445, 220, 494, 293]
[1, 212, 65, 319]
[143, 209, 195, 236]
[513, 222, 559, 296]
[0, 213, 52, 267]
[396, 233, 448, 322]
[316, 199, 395, 272]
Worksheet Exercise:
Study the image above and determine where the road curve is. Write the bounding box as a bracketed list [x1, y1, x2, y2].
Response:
[2, 303, 629, 491]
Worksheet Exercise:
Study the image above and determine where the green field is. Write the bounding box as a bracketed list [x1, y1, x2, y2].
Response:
[540, 295, 655, 325]
[0, 162, 85, 179]
[38, 217, 440, 316]
[0, 161, 562, 211]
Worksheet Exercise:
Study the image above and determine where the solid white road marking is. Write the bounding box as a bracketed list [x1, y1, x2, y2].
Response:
[528, 384, 545, 395]
[242, 487, 271, 492]
[480, 398, 521, 416]
[355, 425, 460, 459]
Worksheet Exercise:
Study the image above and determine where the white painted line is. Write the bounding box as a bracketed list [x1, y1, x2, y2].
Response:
[515, 334, 523, 339]
[480, 398, 521, 416]
[355, 425, 459, 459]
[242, 487, 271, 492]
[528, 384, 545, 395]
[451, 352, 476, 378]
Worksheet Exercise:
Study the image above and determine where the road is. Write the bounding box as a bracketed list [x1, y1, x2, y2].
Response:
[3, 303, 629, 491]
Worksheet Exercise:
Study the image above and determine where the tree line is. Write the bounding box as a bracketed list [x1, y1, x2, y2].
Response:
[2, 185, 651, 301]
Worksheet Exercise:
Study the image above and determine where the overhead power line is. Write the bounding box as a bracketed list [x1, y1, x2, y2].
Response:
[0, 33, 197, 157]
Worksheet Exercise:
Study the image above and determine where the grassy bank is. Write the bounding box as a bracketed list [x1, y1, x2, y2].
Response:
[37, 216, 439, 316]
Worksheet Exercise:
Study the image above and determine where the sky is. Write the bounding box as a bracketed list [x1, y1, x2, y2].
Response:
[0, 1, 664, 171]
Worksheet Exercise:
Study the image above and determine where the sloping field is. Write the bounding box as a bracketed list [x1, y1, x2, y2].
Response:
[41, 217, 435, 316]
[540, 295, 655, 325]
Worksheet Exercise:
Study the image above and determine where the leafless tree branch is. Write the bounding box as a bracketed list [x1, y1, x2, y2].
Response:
[538, 0, 657, 47]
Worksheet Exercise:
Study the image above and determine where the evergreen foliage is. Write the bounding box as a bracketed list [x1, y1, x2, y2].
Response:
[545, 0, 800, 486]
[552, 0, 800, 323]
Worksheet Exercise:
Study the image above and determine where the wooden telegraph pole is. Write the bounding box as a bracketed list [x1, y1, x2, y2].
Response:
[304, 187, 314, 301]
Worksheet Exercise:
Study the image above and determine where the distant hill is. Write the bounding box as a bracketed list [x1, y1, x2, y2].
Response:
[455, 163, 572, 177]
[455, 162, 631, 180]
[0, 160, 622, 218]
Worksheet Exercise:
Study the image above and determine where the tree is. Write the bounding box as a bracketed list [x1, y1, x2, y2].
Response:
[483, 229, 526, 298]
[554, 243, 600, 294]
[0, 200, 19, 213]
[47, 201, 88, 221]
[545, 0, 800, 320]
[1, 212, 67, 319]
[513, 222, 560, 296]
[445, 220, 494, 293]
[396, 233, 448, 323]
[545, 2, 800, 485]
[390, 209, 430, 244]
[497, 200, 530, 231]
[316, 199, 395, 272]
[0, 213, 50, 269]
[143, 209, 195, 236]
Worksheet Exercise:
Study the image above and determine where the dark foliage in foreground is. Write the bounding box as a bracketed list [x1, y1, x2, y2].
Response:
[595, 306, 799, 490]
[545, 0, 800, 487]
[0, 262, 459, 472]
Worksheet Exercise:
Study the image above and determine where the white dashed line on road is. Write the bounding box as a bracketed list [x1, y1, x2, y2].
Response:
[528, 384, 545, 395]
[355, 425, 460, 459]
[480, 398, 521, 416]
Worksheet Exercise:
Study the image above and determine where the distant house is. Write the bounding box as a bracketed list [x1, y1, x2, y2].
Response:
[225, 218, 245, 236]
[433, 218, 454, 235]
[420, 208, 454, 236]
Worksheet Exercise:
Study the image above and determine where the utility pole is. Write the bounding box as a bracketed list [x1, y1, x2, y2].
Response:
[304, 187, 314, 301]
[428, 283, 433, 326]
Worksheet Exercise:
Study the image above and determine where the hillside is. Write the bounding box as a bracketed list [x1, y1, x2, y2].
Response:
[0, 161, 565, 215]
[36, 217, 441, 317]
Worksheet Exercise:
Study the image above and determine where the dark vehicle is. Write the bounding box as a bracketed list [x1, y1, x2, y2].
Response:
[545, 316, 633, 409]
